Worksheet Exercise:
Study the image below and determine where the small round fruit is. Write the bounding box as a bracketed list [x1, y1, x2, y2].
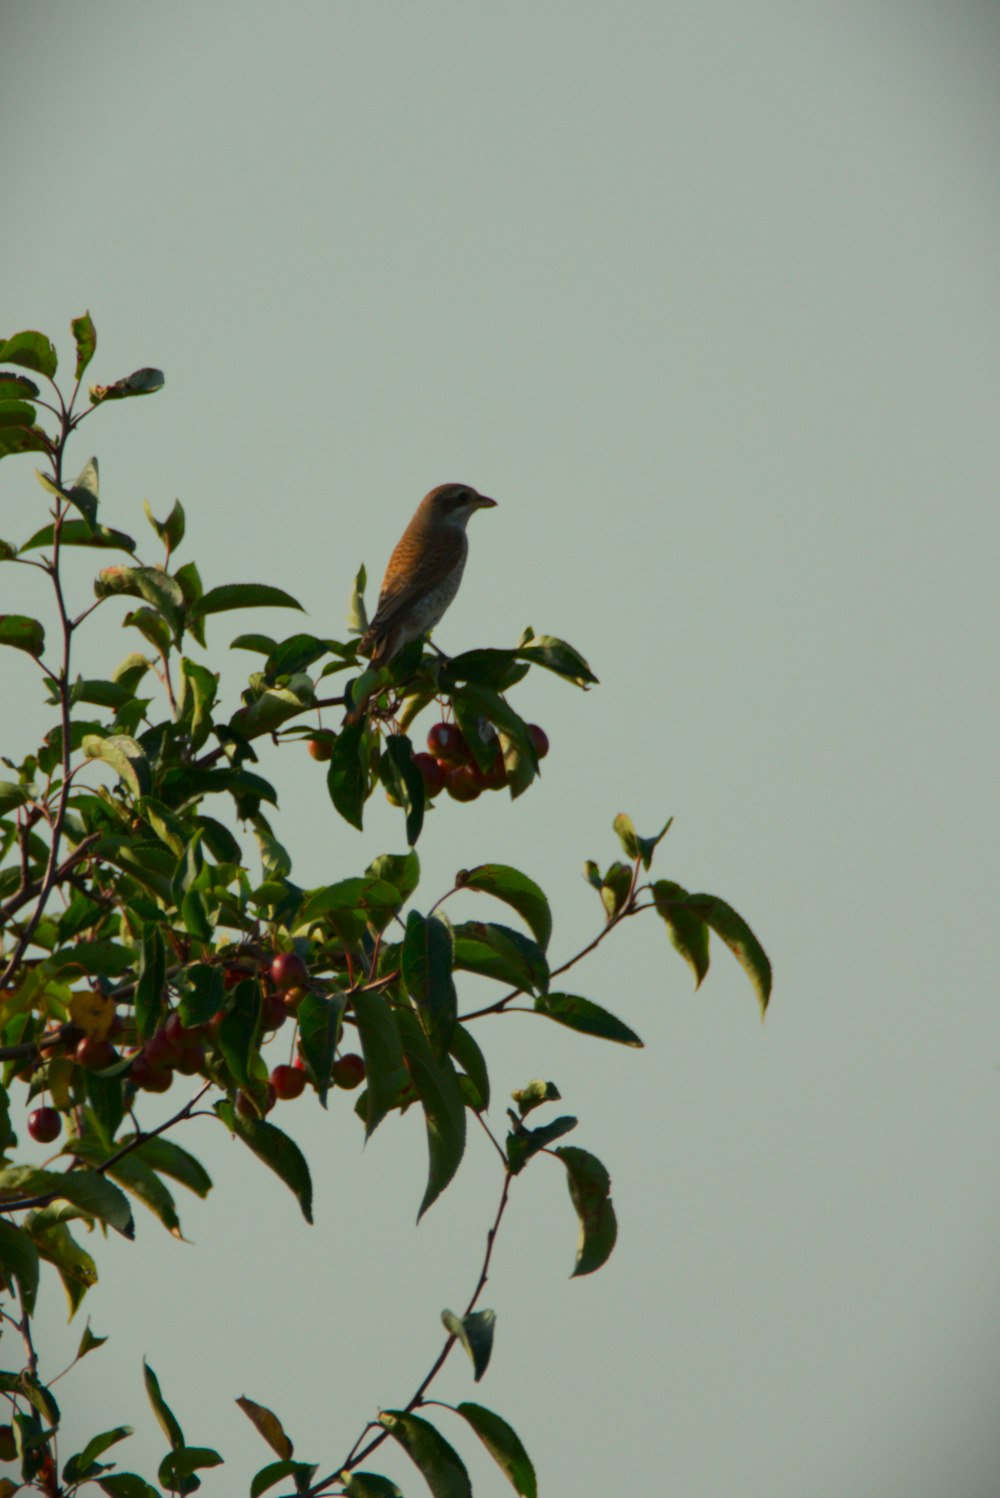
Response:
[413, 751, 446, 798]
[270, 951, 309, 992]
[332, 1053, 366, 1090]
[146, 1028, 184, 1070]
[174, 1043, 206, 1075]
[271, 1063, 307, 1100]
[74, 1036, 118, 1071]
[27, 1106, 62, 1143]
[445, 764, 482, 802]
[527, 723, 550, 759]
[307, 736, 334, 761]
[427, 721, 466, 764]
[261, 992, 288, 1031]
[131, 1053, 174, 1092]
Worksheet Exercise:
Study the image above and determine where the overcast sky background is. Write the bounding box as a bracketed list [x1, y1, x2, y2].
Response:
[2, 4, 999, 1495]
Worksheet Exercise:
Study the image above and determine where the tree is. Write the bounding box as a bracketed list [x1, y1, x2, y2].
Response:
[0, 315, 771, 1496]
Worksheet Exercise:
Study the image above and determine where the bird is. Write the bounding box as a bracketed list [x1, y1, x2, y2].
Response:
[359, 483, 497, 666]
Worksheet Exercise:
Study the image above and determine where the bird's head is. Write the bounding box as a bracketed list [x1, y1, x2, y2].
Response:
[422, 483, 498, 530]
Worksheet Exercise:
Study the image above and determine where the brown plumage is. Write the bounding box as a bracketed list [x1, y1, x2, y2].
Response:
[360, 483, 497, 665]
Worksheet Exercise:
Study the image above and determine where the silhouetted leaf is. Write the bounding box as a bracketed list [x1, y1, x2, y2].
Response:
[441, 1307, 495, 1381]
[456, 864, 551, 950]
[403, 909, 456, 1054]
[71, 311, 96, 378]
[220, 1102, 314, 1224]
[379, 1410, 472, 1498]
[535, 993, 642, 1047]
[0, 614, 44, 657]
[0, 330, 57, 378]
[456, 1403, 537, 1498]
[555, 1145, 617, 1276]
[351, 989, 408, 1138]
[395, 1008, 466, 1219]
[236, 1395, 293, 1459]
[190, 583, 304, 620]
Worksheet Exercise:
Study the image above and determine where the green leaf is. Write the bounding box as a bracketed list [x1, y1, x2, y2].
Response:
[236, 1395, 292, 1459]
[379, 1410, 472, 1498]
[97, 1476, 161, 1498]
[0, 613, 45, 657]
[143, 1359, 184, 1449]
[135, 923, 166, 1038]
[83, 733, 151, 798]
[218, 979, 261, 1089]
[72, 311, 97, 378]
[64, 1425, 132, 1483]
[0, 421, 49, 458]
[143, 498, 185, 554]
[190, 583, 304, 621]
[19, 519, 136, 554]
[0, 330, 58, 378]
[441, 1307, 495, 1382]
[94, 566, 184, 643]
[456, 1403, 537, 1498]
[366, 849, 420, 905]
[159, 764, 277, 811]
[230, 677, 315, 738]
[381, 733, 425, 845]
[0, 398, 38, 428]
[0, 372, 40, 399]
[104, 1153, 181, 1237]
[76, 1319, 108, 1360]
[555, 1145, 617, 1276]
[0, 780, 31, 813]
[158, 1445, 223, 1491]
[345, 563, 368, 634]
[229, 632, 278, 656]
[443, 648, 530, 693]
[452, 921, 549, 995]
[505, 1114, 578, 1175]
[21, 1369, 60, 1425]
[535, 993, 643, 1047]
[297, 876, 402, 944]
[651, 880, 710, 988]
[448, 1023, 490, 1110]
[46, 938, 134, 976]
[251, 1460, 319, 1497]
[221, 1102, 314, 1224]
[28, 1217, 98, 1315]
[600, 861, 633, 920]
[0, 1218, 40, 1314]
[402, 910, 456, 1054]
[327, 716, 368, 830]
[395, 1008, 466, 1219]
[89, 367, 164, 403]
[342, 1474, 404, 1498]
[3, 1165, 134, 1238]
[455, 864, 551, 950]
[351, 989, 408, 1138]
[515, 632, 597, 687]
[126, 1135, 212, 1199]
[685, 892, 772, 1017]
[612, 812, 673, 870]
[297, 991, 345, 1106]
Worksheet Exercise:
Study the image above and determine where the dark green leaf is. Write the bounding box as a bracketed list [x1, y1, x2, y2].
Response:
[64, 1425, 132, 1482]
[19, 519, 137, 553]
[342, 1473, 403, 1498]
[221, 1102, 314, 1224]
[218, 979, 261, 1089]
[229, 633, 278, 656]
[104, 1153, 180, 1237]
[135, 923, 166, 1038]
[251, 1460, 319, 1497]
[366, 849, 420, 905]
[402, 910, 456, 1054]
[651, 880, 710, 988]
[555, 1145, 617, 1276]
[535, 993, 643, 1047]
[448, 1023, 490, 1110]
[46, 939, 134, 976]
[143, 498, 185, 554]
[351, 989, 407, 1138]
[506, 1115, 577, 1174]
[21, 1369, 60, 1425]
[143, 1359, 184, 1449]
[266, 631, 331, 679]
[72, 311, 97, 378]
[327, 716, 368, 830]
[94, 566, 184, 643]
[0, 613, 45, 657]
[395, 1008, 466, 1218]
[452, 921, 549, 995]
[0, 398, 38, 428]
[381, 733, 425, 845]
[345, 563, 368, 634]
[28, 1218, 97, 1314]
[76, 1320, 108, 1359]
[684, 892, 772, 1017]
[127, 1135, 212, 1199]
[54, 1170, 135, 1239]
[82, 734, 151, 797]
[0, 779, 31, 813]
[236, 1395, 292, 1459]
[0, 1218, 40, 1314]
[442, 1307, 495, 1382]
[456, 864, 551, 950]
[0, 372, 40, 398]
[514, 632, 597, 687]
[97, 1475, 161, 1498]
[379, 1410, 472, 1498]
[190, 583, 304, 621]
[600, 861, 633, 920]
[0, 421, 49, 457]
[297, 991, 345, 1106]
[159, 1445, 223, 1490]
[89, 367, 164, 403]
[443, 648, 531, 693]
[159, 764, 278, 811]
[456, 1403, 537, 1498]
[0, 330, 57, 378]
[297, 876, 402, 944]
[178, 658, 218, 750]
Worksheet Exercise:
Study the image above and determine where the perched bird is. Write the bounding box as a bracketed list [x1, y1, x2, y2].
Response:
[359, 483, 497, 666]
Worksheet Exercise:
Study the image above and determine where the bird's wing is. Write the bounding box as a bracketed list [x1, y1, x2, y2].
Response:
[368, 526, 467, 630]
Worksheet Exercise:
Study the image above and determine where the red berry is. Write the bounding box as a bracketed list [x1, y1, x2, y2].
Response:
[413, 751, 446, 798]
[130, 1052, 173, 1092]
[27, 1106, 62, 1143]
[74, 1036, 118, 1071]
[427, 722, 466, 764]
[307, 736, 334, 761]
[445, 764, 482, 802]
[527, 723, 549, 759]
[271, 1064, 307, 1100]
[146, 1027, 184, 1070]
[174, 1043, 206, 1075]
[270, 951, 309, 991]
[332, 1053, 366, 1090]
[236, 1085, 275, 1118]
[261, 992, 288, 1031]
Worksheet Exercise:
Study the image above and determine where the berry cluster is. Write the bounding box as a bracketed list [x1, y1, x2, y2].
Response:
[412, 719, 549, 804]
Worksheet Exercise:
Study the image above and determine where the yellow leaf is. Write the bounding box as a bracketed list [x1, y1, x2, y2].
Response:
[70, 988, 115, 1039]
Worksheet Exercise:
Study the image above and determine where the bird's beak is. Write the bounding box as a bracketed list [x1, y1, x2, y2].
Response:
[473, 494, 498, 509]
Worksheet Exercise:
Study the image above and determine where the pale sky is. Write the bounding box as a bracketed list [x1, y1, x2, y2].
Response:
[2, 4, 999, 1495]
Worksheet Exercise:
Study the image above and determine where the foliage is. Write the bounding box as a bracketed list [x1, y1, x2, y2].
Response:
[0, 316, 771, 1495]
